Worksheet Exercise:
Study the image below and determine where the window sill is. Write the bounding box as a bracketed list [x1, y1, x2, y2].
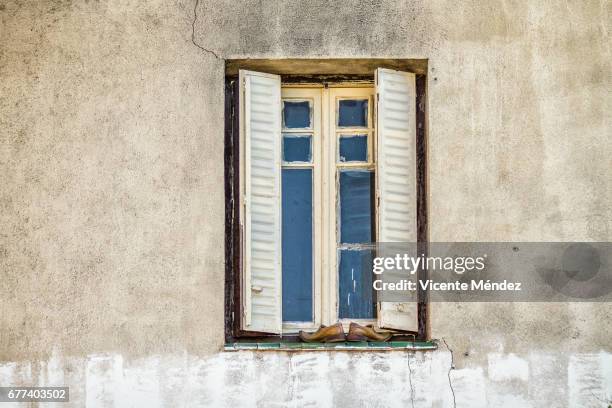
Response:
[224, 340, 437, 352]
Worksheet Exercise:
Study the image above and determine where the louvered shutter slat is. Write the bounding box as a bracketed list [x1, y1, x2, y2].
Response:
[240, 70, 282, 334]
[376, 68, 418, 332]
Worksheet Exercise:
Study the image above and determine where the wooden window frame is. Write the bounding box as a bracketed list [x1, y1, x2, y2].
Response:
[279, 87, 322, 333]
[326, 86, 377, 329]
[224, 72, 429, 343]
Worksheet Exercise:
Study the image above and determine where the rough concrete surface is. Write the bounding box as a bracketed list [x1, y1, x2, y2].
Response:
[1, 0, 610, 406]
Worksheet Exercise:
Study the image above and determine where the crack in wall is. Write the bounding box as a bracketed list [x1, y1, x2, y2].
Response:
[442, 338, 457, 408]
[191, 0, 221, 59]
[590, 390, 612, 407]
[407, 353, 416, 408]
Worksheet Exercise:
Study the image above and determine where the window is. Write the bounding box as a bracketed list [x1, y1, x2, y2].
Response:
[280, 86, 377, 333]
[226, 63, 425, 339]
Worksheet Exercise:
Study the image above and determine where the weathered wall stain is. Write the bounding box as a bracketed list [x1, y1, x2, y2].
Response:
[0, 0, 610, 405]
[0, 350, 610, 407]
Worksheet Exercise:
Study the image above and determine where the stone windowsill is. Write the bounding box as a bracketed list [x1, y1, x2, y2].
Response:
[224, 340, 437, 351]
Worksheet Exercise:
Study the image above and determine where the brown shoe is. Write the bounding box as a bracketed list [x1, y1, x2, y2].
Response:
[346, 322, 392, 342]
[299, 323, 346, 343]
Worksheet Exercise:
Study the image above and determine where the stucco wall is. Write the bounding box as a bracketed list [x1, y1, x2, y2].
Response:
[1, 0, 610, 406]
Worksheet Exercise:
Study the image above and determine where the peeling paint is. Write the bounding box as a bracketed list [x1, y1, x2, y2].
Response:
[488, 353, 529, 382]
[1, 351, 610, 407]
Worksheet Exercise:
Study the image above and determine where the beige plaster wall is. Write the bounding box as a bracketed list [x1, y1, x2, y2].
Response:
[1, 0, 610, 406]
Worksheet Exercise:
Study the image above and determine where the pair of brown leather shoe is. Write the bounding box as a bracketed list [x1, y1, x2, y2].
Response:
[298, 322, 392, 343]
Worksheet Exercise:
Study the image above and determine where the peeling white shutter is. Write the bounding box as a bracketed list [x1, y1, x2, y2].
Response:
[240, 70, 282, 333]
[375, 68, 418, 332]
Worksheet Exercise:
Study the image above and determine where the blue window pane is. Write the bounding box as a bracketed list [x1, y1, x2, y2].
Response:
[338, 249, 376, 319]
[339, 170, 374, 244]
[339, 135, 367, 162]
[283, 101, 311, 129]
[282, 169, 313, 322]
[338, 99, 368, 127]
[283, 135, 311, 163]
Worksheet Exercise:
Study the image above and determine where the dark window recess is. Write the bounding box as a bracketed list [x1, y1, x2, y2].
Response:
[338, 99, 368, 127]
[338, 249, 376, 319]
[339, 135, 368, 162]
[339, 170, 374, 244]
[283, 101, 311, 129]
[282, 168, 313, 322]
[283, 135, 312, 163]
[224, 67, 428, 342]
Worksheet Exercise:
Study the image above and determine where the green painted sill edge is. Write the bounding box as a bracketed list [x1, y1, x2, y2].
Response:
[224, 340, 437, 351]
